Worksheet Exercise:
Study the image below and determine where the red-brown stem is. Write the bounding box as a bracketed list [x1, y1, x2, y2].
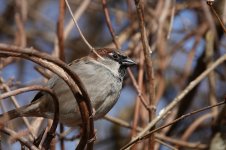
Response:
[15, 0, 27, 47]
[127, 69, 150, 111]
[102, 0, 120, 49]
[208, 3, 226, 33]
[131, 51, 144, 150]
[134, 0, 155, 149]
[57, 0, 66, 149]
[57, 0, 65, 61]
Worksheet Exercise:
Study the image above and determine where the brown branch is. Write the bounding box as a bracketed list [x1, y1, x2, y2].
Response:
[101, 0, 120, 49]
[14, 0, 27, 47]
[0, 43, 94, 149]
[101, 0, 151, 118]
[100, 3, 154, 148]
[121, 100, 226, 149]
[205, 30, 218, 118]
[104, 115, 207, 149]
[57, 0, 66, 149]
[0, 78, 36, 140]
[64, 0, 91, 39]
[167, 27, 208, 135]
[131, 51, 144, 145]
[207, 1, 226, 33]
[181, 113, 213, 142]
[155, 139, 178, 150]
[156, 134, 207, 149]
[127, 69, 150, 111]
[0, 85, 59, 149]
[154, 2, 170, 105]
[57, 128, 74, 139]
[34, 66, 51, 79]
[65, 0, 96, 56]
[57, 0, 65, 61]
[0, 57, 16, 69]
[0, 127, 39, 150]
[122, 53, 226, 149]
[134, 0, 155, 149]
[104, 115, 142, 131]
[101, 0, 151, 121]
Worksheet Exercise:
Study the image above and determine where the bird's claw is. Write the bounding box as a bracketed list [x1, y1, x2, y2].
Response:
[87, 129, 97, 143]
[89, 108, 96, 119]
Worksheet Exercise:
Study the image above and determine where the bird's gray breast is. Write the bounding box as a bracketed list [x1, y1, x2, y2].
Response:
[43, 59, 123, 126]
[74, 60, 123, 119]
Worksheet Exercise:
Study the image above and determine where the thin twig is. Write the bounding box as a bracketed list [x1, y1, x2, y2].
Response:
[64, 0, 103, 61]
[127, 69, 150, 111]
[131, 51, 144, 145]
[64, 0, 91, 39]
[205, 30, 218, 117]
[207, 1, 226, 33]
[57, 0, 65, 61]
[15, 0, 27, 47]
[0, 78, 35, 140]
[155, 134, 207, 149]
[102, 0, 120, 49]
[104, 115, 142, 131]
[155, 139, 178, 150]
[134, 0, 155, 149]
[167, 0, 176, 39]
[104, 115, 206, 149]
[57, 0, 66, 149]
[64, 0, 93, 51]
[181, 113, 213, 142]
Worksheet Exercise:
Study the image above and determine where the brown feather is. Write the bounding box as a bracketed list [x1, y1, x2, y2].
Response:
[88, 48, 119, 59]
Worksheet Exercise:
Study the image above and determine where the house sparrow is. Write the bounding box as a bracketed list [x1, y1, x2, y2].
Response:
[0, 48, 136, 126]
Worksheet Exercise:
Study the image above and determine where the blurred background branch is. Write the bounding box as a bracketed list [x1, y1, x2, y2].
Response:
[0, 0, 225, 149]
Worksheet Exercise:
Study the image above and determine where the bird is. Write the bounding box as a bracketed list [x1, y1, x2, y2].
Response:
[0, 48, 136, 127]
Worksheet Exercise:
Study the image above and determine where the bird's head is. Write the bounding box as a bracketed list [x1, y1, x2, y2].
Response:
[89, 48, 136, 77]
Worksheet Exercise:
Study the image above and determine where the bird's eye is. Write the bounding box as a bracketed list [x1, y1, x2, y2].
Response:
[109, 52, 119, 59]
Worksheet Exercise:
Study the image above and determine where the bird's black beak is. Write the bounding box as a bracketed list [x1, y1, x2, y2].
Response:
[121, 57, 136, 67]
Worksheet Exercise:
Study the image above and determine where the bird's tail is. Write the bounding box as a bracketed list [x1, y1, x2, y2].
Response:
[0, 101, 41, 124]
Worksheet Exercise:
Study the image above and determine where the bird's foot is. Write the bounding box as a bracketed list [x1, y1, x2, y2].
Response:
[88, 129, 97, 143]
[89, 108, 96, 119]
